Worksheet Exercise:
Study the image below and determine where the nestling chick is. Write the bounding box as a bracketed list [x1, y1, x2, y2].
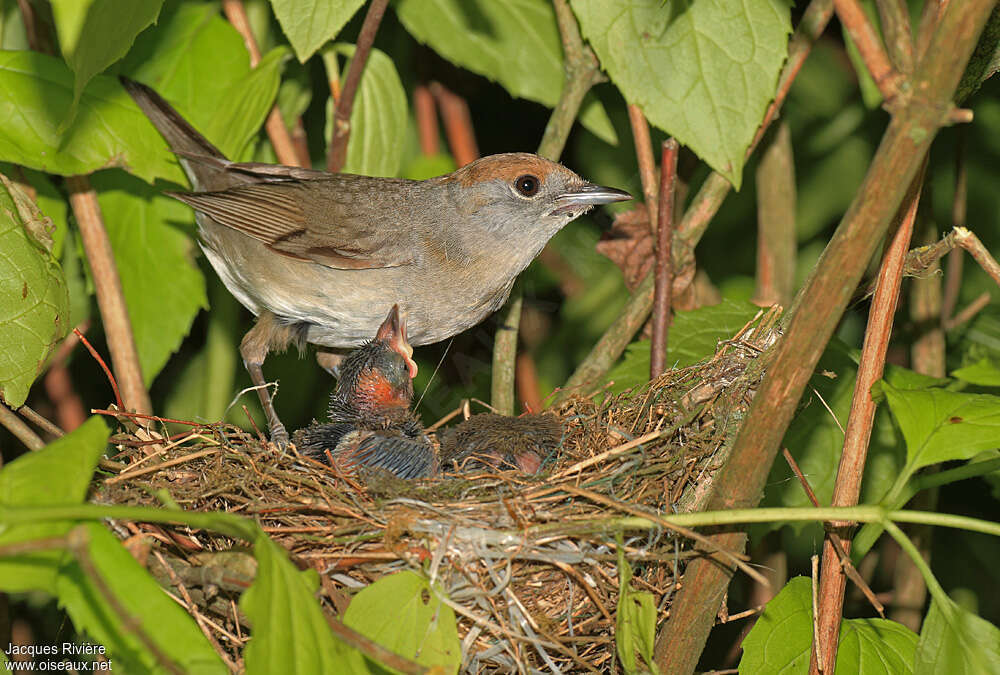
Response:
[439, 413, 563, 475]
[294, 306, 437, 479]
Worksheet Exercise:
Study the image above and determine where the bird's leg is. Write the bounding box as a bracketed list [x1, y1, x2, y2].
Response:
[240, 315, 289, 449]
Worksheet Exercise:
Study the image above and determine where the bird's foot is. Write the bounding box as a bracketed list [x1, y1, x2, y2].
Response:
[268, 423, 291, 453]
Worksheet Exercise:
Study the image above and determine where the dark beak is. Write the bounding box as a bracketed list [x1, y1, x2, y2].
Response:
[551, 183, 631, 216]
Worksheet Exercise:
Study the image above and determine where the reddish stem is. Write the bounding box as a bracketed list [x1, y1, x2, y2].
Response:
[650, 139, 678, 378]
[810, 160, 926, 674]
[327, 0, 391, 172]
[414, 84, 440, 156]
[430, 82, 480, 166]
[74, 328, 124, 411]
[833, 0, 905, 106]
[627, 103, 659, 231]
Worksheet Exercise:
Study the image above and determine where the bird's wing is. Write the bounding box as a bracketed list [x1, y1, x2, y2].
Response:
[168, 179, 417, 270]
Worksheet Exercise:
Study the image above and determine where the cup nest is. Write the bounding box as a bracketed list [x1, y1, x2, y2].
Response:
[95, 308, 781, 673]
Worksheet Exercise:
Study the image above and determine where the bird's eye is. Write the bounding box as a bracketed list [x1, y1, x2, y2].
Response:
[514, 174, 540, 197]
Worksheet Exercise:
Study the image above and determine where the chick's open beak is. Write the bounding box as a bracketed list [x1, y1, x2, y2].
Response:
[376, 304, 418, 379]
[550, 183, 631, 216]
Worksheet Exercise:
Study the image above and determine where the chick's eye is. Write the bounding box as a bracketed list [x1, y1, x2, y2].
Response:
[514, 174, 540, 197]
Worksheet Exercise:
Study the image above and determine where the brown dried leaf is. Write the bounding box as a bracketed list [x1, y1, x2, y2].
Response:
[595, 205, 654, 291]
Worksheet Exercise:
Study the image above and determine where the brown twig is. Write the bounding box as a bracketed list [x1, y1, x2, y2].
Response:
[430, 83, 479, 167]
[492, 0, 603, 413]
[327, 0, 390, 172]
[753, 123, 797, 308]
[954, 226, 1000, 288]
[15, 404, 65, 439]
[562, 0, 835, 401]
[650, 139, 678, 378]
[834, 0, 905, 106]
[943, 291, 991, 331]
[628, 104, 659, 230]
[515, 353, 544, 413]
[221, 0, 306, 167]
[654, 4, 995, 672]
[811, 159, 924, 674]
[75, 327, 124, 411]
[414, 84, 440, 156]
[876, 0, 915, 73]
[67, 179, 150, 414]
[0, 400, 45, 451]
[44, 322, 89, 432]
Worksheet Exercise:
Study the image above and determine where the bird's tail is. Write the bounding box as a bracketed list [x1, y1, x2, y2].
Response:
[120, 77, 227, 190]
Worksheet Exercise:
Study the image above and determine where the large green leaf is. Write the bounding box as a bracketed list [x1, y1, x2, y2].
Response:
[0, 172, 70, 407]
[0, 416, 108, 592]
[572, 0, 792, 188]
[739, 577, 918, 675]
[914, 596, 1000, 674]
[270, 0, 364, 62]
[325, 44, 407, 177]
[396, 0, 617, 145]
[51, 0, 163, 116]
[604, 299, 760, 394]
[884, 380, 1000, 473]
[241, 535, 366, 674]
[0, 50, 180, 182]
[92, 171, 207, 386]
[56, 522, 226, 674]
[344, 570, 461, 673]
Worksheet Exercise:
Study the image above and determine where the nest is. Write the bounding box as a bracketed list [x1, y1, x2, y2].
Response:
[94, 308, 780, 673]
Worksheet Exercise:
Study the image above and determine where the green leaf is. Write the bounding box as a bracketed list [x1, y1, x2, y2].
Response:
[50, 0, 163, 118]
[739, 577, 919, 675]
[914, 596, 1000, 675]
[344, 570, 462, 673]
[0, 50, 182, 183]
[0, 172, 70, 407]
[0, 417, 108, 592]
[952, 357, 1000, 386]
[203, 46, 290, 161]
[616, 544, 658, 674]
[762, 341, 905, 536]
[242, 535, 367, 674]
[92, 171, 207, 386]
[604, 299, 760, 394]
[324, 44, 407, 177]
[573, 0, 792, 188]
[396, 0, 618, 145]
[884, 380, 1000, 473]
[271, 0, 364, 62]
[56, 522, 226, 674]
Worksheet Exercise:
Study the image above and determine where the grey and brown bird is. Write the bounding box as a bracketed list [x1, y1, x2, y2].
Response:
[122, 78, 631, 446]
[439, 413, 562, 475]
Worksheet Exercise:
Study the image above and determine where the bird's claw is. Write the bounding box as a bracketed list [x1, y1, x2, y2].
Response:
[269, 423, 291, 454]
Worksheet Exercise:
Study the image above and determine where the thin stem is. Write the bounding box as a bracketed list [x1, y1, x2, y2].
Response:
[327, 0, 390, 172]
[811, 160, 925, 675]
[753, 123, 797, 307]
[0, 400, 45, 451]
[414, 84, 440, 156]
[834, 0, 905, 106]
[430, 83, 479, 166]
[627, 104, 659, 230]
[492, 0, 603, 412]
[66, 176, 151, 415]
[221, 0, 305, 167]
[954, 226, 1000, 288]
[653, 3, 996, 672]
[876, 0, 915, 73]
[562, 0, 835, 401]
[650, 139, 678, 378]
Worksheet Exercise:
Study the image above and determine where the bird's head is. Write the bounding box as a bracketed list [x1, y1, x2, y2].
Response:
[438, 153, 631, 249]
[335, 304, 417, 416]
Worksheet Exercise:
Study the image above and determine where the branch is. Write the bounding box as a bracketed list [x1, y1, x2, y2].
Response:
[653, 3, 996, 672]
[326, 0, 390, 172]
[753, 123, 797, 307]
[559, 0, 835, 400]
[876, 0, 915, 73]
[491, 0, 603, 413]
[627, 104, 659, 230]
[221, 0, 306, 167]
[811, 160, 926, 675]
[834, 0, 906, 106]
[66, 176, 151, 415]
[0, 399, 45, 452]
[650, 139, 678, 378]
